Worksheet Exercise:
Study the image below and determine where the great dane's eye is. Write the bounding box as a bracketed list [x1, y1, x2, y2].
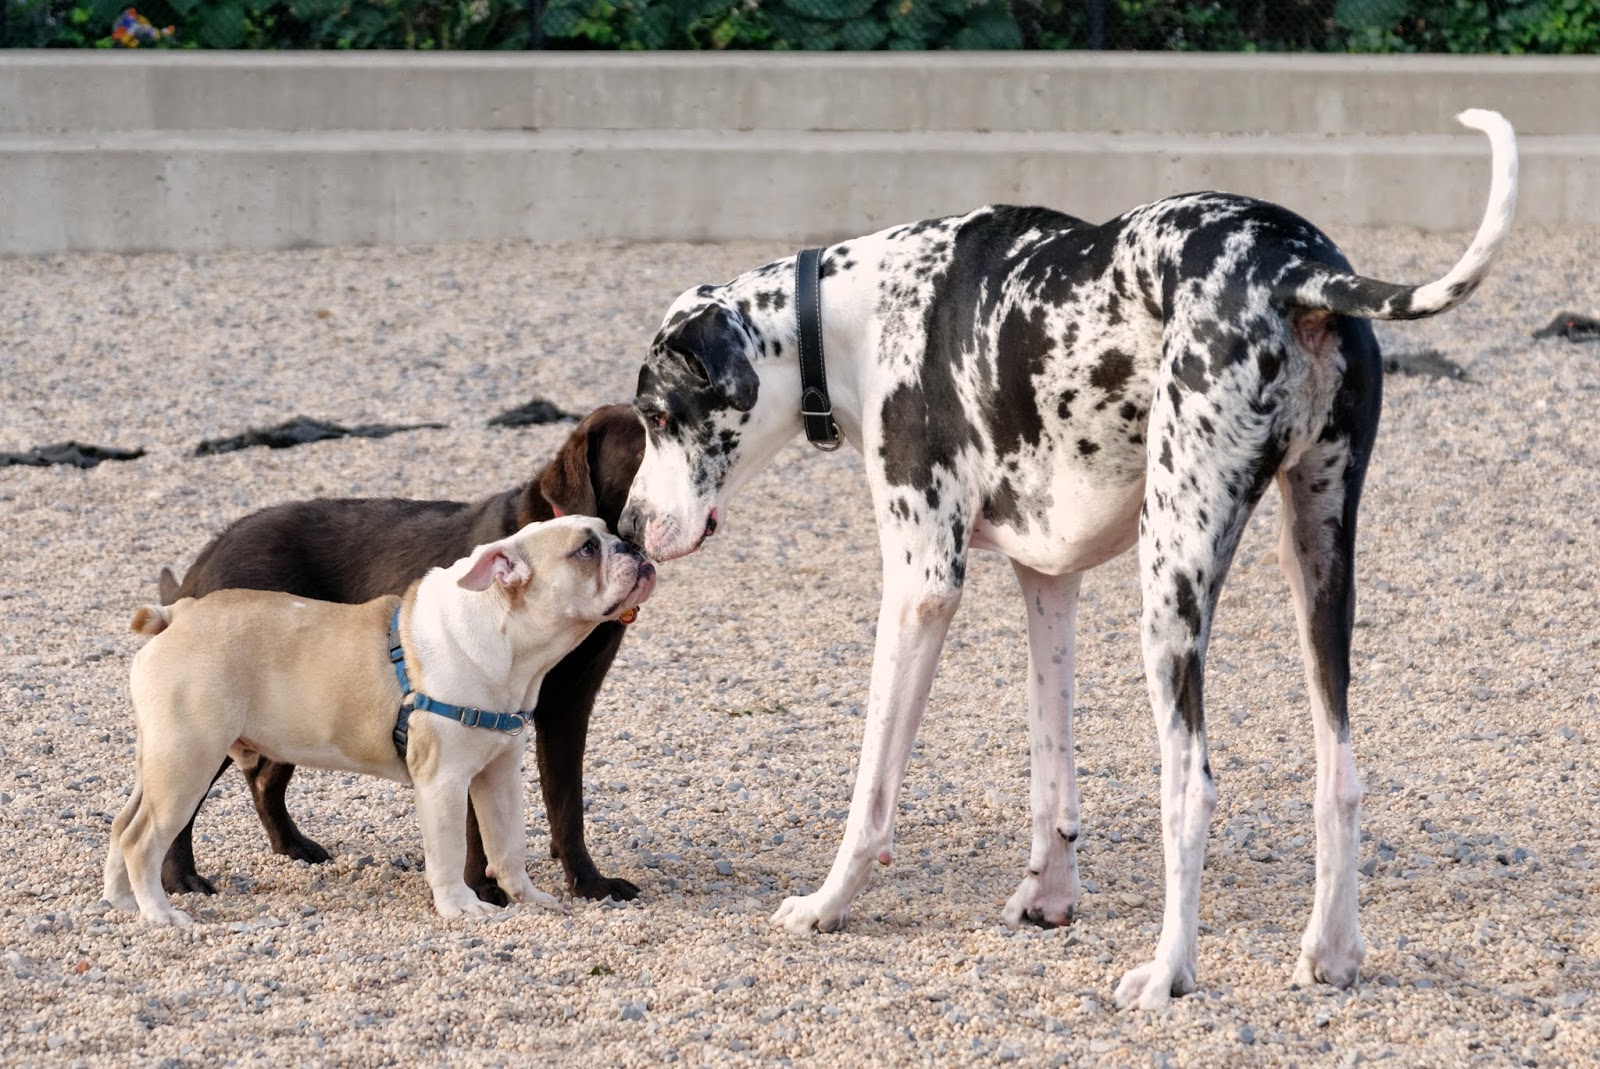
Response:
[650, 412, 668, 431]
[574, 538, 599, 561]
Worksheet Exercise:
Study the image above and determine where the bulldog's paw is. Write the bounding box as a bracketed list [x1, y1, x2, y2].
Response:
[1113, 959, 1194, 1012]
[770, 892, 849, 934]
[103, 891, 138, 914]
[1001, 870, 1079, 929]
[141, 905, 193, 928]
[505, 876, 562, 911]
[434, 887, 501, 919]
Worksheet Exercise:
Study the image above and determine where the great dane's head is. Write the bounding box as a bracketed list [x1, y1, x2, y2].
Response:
[618, 289, 773, 562]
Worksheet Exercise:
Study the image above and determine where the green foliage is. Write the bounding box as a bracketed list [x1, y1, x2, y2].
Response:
[2, 0, 535, 48]
[1333, 0, 1600, 53]
[3, 0, 1597, 51]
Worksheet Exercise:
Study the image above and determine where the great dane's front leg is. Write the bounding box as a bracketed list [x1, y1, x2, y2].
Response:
[1002, 564, 1084, 928]
[1115, 362, 1283, 1011]
[771, 558, 962, 933]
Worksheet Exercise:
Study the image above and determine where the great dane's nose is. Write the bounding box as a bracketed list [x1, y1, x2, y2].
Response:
[617, 504, 644, 544]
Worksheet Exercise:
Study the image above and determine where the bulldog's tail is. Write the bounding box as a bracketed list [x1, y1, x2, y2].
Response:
[130, 604, 172, 637]
[1273, 109, 1517, 321]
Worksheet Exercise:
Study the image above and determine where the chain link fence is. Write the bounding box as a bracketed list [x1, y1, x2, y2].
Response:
[1, 0, 1593, 51]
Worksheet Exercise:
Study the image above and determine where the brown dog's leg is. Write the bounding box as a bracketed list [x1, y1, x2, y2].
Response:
[463, 798, 509, 906]
[161, 757, 232, 895]
[243, 760, 331, 863]
[536, 622, 640, 901]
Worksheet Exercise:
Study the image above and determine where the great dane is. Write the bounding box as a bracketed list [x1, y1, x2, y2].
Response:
[618, 111, 1516, 1009]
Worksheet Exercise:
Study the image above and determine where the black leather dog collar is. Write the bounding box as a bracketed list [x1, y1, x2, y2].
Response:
[795, 247, 842, 451]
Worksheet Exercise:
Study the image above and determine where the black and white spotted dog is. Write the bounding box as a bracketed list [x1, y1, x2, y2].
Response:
[619, 111, 1516, 1009]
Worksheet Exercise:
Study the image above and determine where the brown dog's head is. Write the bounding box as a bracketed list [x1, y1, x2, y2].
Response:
[531, 404, 647, 533]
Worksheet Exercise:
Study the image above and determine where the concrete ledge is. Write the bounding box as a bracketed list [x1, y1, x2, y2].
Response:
[4, 128, 1589, 255]
[3, 53, 1596, 253]
[4, 52, 1599, 136]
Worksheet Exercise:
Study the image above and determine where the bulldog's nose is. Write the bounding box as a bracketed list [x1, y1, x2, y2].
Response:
[618, 504, 644, 544]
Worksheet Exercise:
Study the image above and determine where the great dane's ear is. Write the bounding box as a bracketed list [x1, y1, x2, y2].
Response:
[662, 305, 760, 412]
[458, 541, 530, 592]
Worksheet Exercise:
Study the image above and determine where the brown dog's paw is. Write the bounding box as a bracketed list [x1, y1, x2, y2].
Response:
[274, 831, 331, 865]
[162, 868, 219, 896]
[472, 879, 511, 907]
[573, 875, 641, 902]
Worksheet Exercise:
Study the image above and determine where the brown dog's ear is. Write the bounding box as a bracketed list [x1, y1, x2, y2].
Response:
[458, 541, 529, 592]
[537, 418, 600, 519]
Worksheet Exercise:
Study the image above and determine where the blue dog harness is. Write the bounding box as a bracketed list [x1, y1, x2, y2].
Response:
[389, 608, 532, 759]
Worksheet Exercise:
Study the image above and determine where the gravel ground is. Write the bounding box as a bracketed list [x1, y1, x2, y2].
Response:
[1, 225, 1596, 1068]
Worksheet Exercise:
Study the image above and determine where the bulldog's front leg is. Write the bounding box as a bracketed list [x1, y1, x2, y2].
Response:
[471, 745, 560, 911]
[414, 760, 500, 919]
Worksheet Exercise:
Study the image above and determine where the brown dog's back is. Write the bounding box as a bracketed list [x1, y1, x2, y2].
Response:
[162, 404, 643, 605]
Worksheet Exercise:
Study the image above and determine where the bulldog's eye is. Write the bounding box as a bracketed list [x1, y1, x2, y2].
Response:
[574, 538, 599, 560]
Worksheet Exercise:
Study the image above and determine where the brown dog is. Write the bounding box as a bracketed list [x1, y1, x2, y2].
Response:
[157, 404, 645, 903]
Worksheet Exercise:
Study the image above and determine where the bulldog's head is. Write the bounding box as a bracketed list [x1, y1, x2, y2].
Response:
[456, 515, 656, 628]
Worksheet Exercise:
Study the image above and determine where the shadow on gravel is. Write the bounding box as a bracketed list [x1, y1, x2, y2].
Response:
[2, 441, 147, 469]
[487, 397, 577, 427]
[1532, 311, 1600, 343]
[194, 416, 446, 456]
[1384, 348, 1469, 381]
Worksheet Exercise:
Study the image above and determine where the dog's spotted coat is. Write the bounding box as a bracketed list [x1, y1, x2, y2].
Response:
[621, 111, 1517, 1009]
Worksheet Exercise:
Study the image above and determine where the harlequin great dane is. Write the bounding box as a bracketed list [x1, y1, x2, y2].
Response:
[618, 111, 1516, 1009]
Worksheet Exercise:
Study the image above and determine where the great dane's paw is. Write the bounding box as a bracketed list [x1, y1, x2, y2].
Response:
[1292, 939, 1365, 989]
[573, 875, 642, 902]
[276, 831, 331, 865]
[1001, 871, 1078, 929]
[161, 867, 218, 896]
[770, 893, 849, 934]
[141, 905, 193, 928]
[1113, 960, 1194, 1012]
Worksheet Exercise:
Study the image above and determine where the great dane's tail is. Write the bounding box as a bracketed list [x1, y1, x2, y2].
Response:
[1273, 109, 1517, 322]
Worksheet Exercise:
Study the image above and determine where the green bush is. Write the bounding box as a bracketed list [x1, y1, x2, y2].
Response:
[1332, 0, 1600, 53]
[2, 0, 1597, 50]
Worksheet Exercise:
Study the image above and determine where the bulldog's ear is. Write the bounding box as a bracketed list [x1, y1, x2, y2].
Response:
[458, 542, 530, 592]
[661, 305, 760, 412]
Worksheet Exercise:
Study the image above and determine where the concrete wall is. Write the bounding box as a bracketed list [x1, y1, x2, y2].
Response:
[2, 53, 1596, 254]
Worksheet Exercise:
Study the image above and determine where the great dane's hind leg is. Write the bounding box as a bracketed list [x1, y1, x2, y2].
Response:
[771, 556, 963, 933]
[1280, 442, 1371, 988]
[1002, 565, 1084, 928]
[1115, 361, 1284, 1011]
